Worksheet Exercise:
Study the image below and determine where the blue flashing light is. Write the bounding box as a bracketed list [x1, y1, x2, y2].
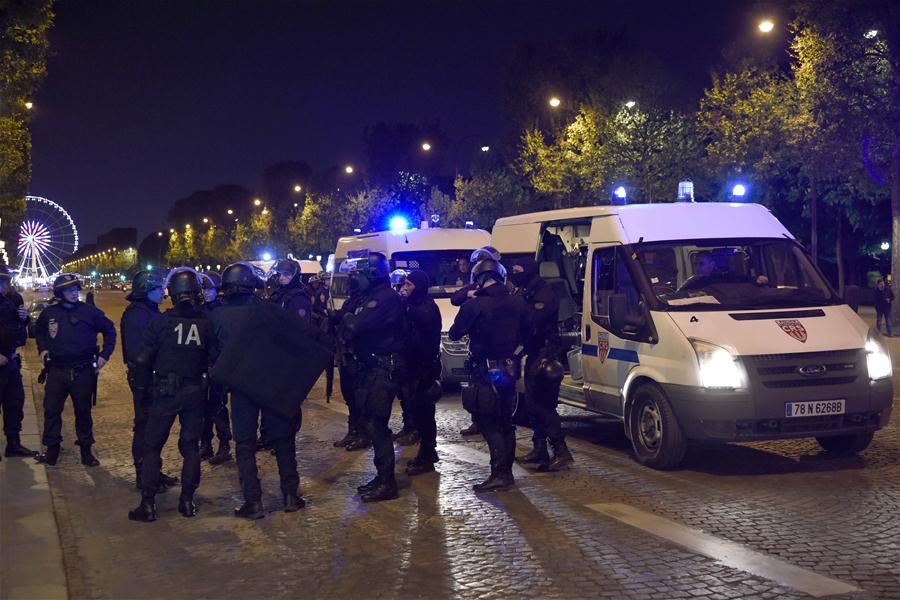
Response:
[732, 183, 747, 198]
[388, 215, 411, 233]
[262, 252, 272, 261]
[611, 185, 628, 205]
[464, 220, 475, 229]
[146, 264, 152, 270]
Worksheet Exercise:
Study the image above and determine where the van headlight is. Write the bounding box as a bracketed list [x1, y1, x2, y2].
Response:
[690, 339, 745, 389]
[866, 331, 892, 381]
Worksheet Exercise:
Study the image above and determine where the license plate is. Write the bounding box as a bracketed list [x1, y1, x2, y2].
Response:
[785, 399, 845, 418]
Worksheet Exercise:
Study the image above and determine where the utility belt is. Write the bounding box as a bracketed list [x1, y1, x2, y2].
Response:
[466, 357, 520, 382]
[151, 371, 207, 398]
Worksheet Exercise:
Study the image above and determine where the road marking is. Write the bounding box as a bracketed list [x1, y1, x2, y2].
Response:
[586, 502, 859, 598]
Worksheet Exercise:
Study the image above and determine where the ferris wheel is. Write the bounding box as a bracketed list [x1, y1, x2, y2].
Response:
[16, 196, 79, 283]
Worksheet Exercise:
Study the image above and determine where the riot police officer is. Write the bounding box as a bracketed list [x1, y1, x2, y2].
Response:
[510, 257, 573, 471]
[0, 264, 35, 458]
[267, 259, 313, 323]
[340, 252, 405, 502]
[448, 258, 531, 491]
[211, 262, 304, 518]
[451, 246, 502, 437]
[35, 274, 116, 466]
[390, 269, 418, 446]
[199, 272, 232, 464]
[128, 268, 210, 522]
[307, 273, 335, 401]
[397, 269, 443, 475]
[331, 264, 371, 451]
[121, 269, 179, 490]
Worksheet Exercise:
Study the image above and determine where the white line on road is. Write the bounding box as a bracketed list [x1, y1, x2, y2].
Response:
[586, 502, 859, 598]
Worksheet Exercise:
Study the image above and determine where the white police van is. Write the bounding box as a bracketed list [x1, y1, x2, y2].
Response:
[492, 202, 893, 469]
[331, 221, 491, 383]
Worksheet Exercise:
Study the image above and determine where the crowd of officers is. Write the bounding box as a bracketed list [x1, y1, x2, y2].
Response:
[0, 245, 573, 521]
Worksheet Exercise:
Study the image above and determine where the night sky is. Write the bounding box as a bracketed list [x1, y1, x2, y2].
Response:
[30, 0, 761, 243]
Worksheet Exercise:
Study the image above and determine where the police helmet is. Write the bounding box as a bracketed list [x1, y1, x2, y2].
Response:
[471, 258, 506, 288]
[470, 245, 501, 264]
[389, 269, 409, 288]
[166, 267, 203, 304]
[53, 273, 82, 298]
[128, 270, 166, 301]
[202, 272, 222, 290]
[269, 259, 300, 284]
[344, 252, 390, 281]
[0, 263, 11, 282]
[221, 262, 264, 295]
[535, 358, 565, 386]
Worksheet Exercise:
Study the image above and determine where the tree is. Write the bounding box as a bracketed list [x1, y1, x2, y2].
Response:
[0, 0, 53, 258]
[289, 192, 353, 256]
[451, 171, 533, 229]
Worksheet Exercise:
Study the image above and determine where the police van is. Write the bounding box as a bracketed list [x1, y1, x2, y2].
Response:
[331, 221, 492, 382]
[492, 202, 894, 469]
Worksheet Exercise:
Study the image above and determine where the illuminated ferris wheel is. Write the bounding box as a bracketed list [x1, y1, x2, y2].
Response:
[17, 196, 79, 282]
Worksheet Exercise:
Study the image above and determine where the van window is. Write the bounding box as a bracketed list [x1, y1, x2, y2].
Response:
[591, 246, 640, 323]
[392, 250, 475, 298]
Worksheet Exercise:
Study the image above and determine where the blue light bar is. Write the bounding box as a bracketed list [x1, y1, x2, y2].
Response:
[388, 215, 410, 233]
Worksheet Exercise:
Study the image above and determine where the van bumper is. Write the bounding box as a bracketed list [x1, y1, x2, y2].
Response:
[659, 378, 893, 443]
[440, 337, 470, 384]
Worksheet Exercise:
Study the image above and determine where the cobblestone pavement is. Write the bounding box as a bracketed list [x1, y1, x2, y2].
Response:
[16, 292, 900, 599]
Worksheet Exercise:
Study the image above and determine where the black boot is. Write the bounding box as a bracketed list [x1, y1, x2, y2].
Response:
[344, 435, 372, 451]
[36, 444, 61, 465]
[128, 496, 157, 522]
[199, 442, 214, 461]
[517, 440, 549, 466]
[395, 429, 420, 447]
[5, 437, 37, 457]
[406, 459, 435, 476]
[460, 422, 480, 436]
[80, 445, 100, 467]
[159, 472, 179, 487]
[333, 428, 358, 448]
[361, 479, 399, 503]
[178, 495, 197, 517]
[283, 492, 306, 512]
[208, 440, 232, 465]
[542, 439, 574, 472]
[234, 500, 265, 520]
[357, 475, 381, 493]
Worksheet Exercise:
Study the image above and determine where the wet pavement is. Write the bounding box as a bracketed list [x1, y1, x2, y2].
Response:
[4, 291, 900, 599]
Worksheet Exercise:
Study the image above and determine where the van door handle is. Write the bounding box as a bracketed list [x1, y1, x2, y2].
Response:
[585, 324, 591, 342]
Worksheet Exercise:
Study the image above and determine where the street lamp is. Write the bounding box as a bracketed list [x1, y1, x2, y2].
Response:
[864, 29, 878, 39]
[157, 231, 163, 237]
[227, 208, 234, 215]
[882, 241, 891, 251]
[625, 100, 636, 109]
[253, 198, 262, 206]
[169, 228, 175, 233]
[480, 145, 490, 152]
[185, 224, 191, 230]
[24, 101, 33, 110]
[293, 184, 302, 192]
[202, 217, 209, 223]
[421, 142, 432, 151]
[758, 19, 774, 33]
[548, 96, 561, 108]
[261, 208, 269, 215]
[345, 165, 354, 174]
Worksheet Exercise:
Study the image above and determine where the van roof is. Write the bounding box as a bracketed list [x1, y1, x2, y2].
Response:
[335, 227, 491, 259]
[493, 202, 793, 245]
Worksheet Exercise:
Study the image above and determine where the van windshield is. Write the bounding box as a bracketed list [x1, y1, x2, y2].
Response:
[392, 250, 477, 298]
[634, 238, 840, 310]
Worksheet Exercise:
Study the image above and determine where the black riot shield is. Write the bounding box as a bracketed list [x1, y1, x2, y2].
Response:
[210, 302, 333, 419]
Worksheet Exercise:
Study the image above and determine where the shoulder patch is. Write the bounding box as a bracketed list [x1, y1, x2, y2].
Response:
[366, 299, 378, 309]
[534, 301, 545, 310]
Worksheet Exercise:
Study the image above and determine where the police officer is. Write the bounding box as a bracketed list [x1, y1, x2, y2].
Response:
[390, 269, 418, 446]
[0, 264, 35, 459]
[451, 246, 503, 437]
[199, 272, 232, 464]
[128, 268, 210, 522]
[510, 257, 573, 471]
[35, 274, 116, 466]
[267, 259, 313, 323]
[397, 269, 443, 475]
[331, 265, 371, 451]
[340, 252, 405, 502]
[448, 258, 531, 491]
[211, 262, 303, 518]
[307, 273, 335, 401]
[121, 269, 179, 490]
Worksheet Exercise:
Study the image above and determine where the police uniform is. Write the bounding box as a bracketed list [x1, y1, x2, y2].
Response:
[449, 260, 531, 491]
[397, 270, 443, 474]
[512, 257, 572, 470]
[340, 268, 405, 502]
[211, 285, 303, 518]
[35, 294, 116, 464]
[333, 290, 370, 449]
[200, 295, 233, 463]
[0, 276, 33, 458]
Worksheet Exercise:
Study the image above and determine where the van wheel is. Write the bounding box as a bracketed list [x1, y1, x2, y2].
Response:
[816, 432, 874, 455]
[629, 384, 686, 470]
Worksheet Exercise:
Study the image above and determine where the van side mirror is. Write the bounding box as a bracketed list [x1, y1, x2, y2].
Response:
[843, 285, 860, 313]
[609, 293, 646, 334]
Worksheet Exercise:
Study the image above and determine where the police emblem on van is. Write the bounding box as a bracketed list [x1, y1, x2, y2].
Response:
[776, 319, 807, 343]
[598, 332, 610, 363]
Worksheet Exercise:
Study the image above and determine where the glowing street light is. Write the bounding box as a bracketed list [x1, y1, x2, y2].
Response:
[157, 231, 163, 237]
[864, 29, 878, 39]
[480, 145, 490, 152]
[345, 165, 354, 174]
[625, 100, 636, 108]
[185, 224, 191, 230]
[169, 228, 175, 233]
[421, 142, 432, 151]
[261, 208, 269, 215]
[253, 198, 262, 206]
[882, 241, 891, 251]
[227, 208, 234, 215]
[202, 217, 209, 223]
[293, 184, 302, 192]
[758, 19, 775, 33]
[548, 96, 561, 108]
[24, 101, 33, 110]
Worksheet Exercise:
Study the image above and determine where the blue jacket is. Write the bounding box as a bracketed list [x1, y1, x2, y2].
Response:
[36, 301, 117, 367]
